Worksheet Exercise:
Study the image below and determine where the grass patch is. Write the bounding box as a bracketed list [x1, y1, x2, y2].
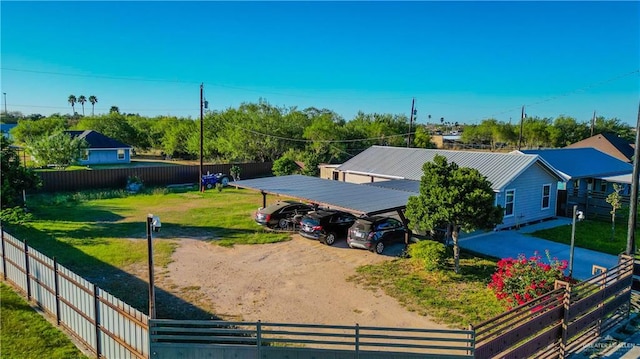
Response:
[348, 251, 503, 329]
[529, 219, 636, 255]
[1, 283, 88, 359]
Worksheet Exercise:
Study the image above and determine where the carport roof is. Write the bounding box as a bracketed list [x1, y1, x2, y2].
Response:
[232, 175, 413, 216]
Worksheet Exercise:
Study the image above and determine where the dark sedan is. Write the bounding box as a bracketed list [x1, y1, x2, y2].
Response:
[299, 209, 357, 245]
[254, 201, 313, 229]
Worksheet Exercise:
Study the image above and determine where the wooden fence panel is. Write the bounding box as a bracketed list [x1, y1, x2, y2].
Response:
[36, 163, 273, 193]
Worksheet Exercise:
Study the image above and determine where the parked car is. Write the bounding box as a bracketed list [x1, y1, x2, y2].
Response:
[347, 216, 407, 254]
[254, 201, 314, 229]
[298, 209, 357, 245]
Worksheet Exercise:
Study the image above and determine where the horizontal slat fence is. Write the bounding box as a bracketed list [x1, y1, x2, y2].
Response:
[149, 320, 475, 359]
[472, 255, 634, 359]
[37, 162, 273, 192]
[0, 230, 149, 359]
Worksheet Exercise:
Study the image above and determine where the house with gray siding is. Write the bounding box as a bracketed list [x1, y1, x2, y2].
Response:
[335, 146, 565, 230]
[66, 130, 132, 165]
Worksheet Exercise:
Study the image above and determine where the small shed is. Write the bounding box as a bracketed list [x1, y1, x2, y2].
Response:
[66, 130, 132, 165]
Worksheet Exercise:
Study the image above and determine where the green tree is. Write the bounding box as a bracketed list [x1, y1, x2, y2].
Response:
[88, 95, 98, 116]
[605, 183, 624, 241]
[109, 106, 120, 114]
[27, 132, 89, 169]
[11, 117, 67, 144]
[272, 150, 300, 176]
[412, 125, 436, 149]
[405, 155, 504, 273]
[68, 95, 77, 115]
[548, 116, 589, 147]
[77, 95, 87, 116]
[1, 137, 41, 208]
[75, 114, 141, 149]
[522, 117, 552, 149]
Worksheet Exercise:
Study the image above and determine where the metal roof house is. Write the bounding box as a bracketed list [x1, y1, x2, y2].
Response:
[65, 130, 132, 165]
[334, 146, 565, 230]
[520, 147, 633, 218]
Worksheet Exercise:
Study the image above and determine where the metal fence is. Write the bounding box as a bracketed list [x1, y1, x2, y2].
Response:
[1, 225, 636, 359]
[0, 230, 149, 359]
[472, 255, 634, 358]
[149, 320, 475, 359]
[36, 162, 273, 192]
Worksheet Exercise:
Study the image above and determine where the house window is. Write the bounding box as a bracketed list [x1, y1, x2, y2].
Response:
[600, 180, 607, 193]
[82, 150, 89, 161]
[505, 190, 515, 217]
[117, 149, 125, 160]
[542, 184, 551, 209]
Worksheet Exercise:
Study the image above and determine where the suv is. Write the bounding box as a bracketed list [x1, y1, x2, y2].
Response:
[298, 209, 357, 245]
[254, 201, 313, 229]
[347, 216, 407, 254]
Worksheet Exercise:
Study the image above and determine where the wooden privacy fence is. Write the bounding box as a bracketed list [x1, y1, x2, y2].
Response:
[149, 320, 475, 359]
[472, 254, 634, 359]
[36, 162, 273, 192]
[0, 230, 149, 359]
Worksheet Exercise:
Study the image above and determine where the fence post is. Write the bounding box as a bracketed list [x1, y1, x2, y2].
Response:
[54, 257, 60, 325]
[256, 320, 262, 357]
[1, 230, 6, 280]
[24, 240, 31, 300]
[468, 324, 475, 356]
[559, 283, 571, 358]
[596, 267, 608, 338]
[93, 284, 101, 359]
[355, 323, 360, 359]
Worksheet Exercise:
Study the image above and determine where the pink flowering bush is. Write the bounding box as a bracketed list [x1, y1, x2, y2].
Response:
[487, 250, 568, 309]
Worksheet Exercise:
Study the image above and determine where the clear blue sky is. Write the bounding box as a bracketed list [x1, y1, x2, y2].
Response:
[2, 1, 639, 125]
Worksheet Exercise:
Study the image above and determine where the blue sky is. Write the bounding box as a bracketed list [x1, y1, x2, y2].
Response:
[1, 1, 639, 125]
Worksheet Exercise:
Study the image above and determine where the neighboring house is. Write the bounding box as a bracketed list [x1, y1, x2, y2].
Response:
[334, 146, 565, 230]
[1, 123, 17, 139]
[66, 130, 132, 165]
[566, 132, 634, 163]
[520, 147, 633, 219]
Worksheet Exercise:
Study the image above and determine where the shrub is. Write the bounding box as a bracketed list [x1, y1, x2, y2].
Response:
[408, 240, 447, 271]
[488, 250, 568, 309]
[0, 207, 34, 224]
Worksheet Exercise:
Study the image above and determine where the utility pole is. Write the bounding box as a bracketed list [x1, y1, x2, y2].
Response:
[590, 110, 596, 137]
[518, 106, 525, 151]
[2, 92, 6, 114]
[407, 98, 415, 147]
[626, 100, 640, 255]
[199, 84, 204, 192]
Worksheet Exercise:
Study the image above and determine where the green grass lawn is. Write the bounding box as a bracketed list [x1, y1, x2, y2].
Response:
[0, 282, 89, 359]
[529, 218, 638, 255]
[348, 251, 503, 329]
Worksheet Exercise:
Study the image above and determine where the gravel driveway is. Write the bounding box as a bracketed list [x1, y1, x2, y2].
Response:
[163, 234, 445, 329]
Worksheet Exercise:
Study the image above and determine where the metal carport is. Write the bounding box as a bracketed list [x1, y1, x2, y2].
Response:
[231, 175, 413, 217]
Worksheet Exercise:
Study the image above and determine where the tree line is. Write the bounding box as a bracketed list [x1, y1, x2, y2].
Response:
[2, 98, 634, 174]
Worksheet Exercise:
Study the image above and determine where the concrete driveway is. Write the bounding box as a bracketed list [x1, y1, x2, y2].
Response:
[458, 218, 620, 280]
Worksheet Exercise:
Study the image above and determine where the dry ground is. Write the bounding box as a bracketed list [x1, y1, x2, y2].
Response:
[159, 234, 445, 329]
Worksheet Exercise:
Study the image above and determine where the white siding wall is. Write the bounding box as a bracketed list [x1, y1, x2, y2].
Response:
[496, 163, 558, 229]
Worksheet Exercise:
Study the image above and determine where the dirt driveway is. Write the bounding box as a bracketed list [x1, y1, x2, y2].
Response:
[163, 234, 445, 329]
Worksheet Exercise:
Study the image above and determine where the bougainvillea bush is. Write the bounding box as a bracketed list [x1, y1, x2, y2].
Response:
[488, 250, 568, 309]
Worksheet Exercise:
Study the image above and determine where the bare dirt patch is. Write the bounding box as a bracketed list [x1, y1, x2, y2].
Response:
[162, 235, 445, 329]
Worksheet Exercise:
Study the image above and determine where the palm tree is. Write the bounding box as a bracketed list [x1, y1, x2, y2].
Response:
[89, 95, 98, 116]
[68, 95, 77, 115]
[78, 95, 87, 116]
